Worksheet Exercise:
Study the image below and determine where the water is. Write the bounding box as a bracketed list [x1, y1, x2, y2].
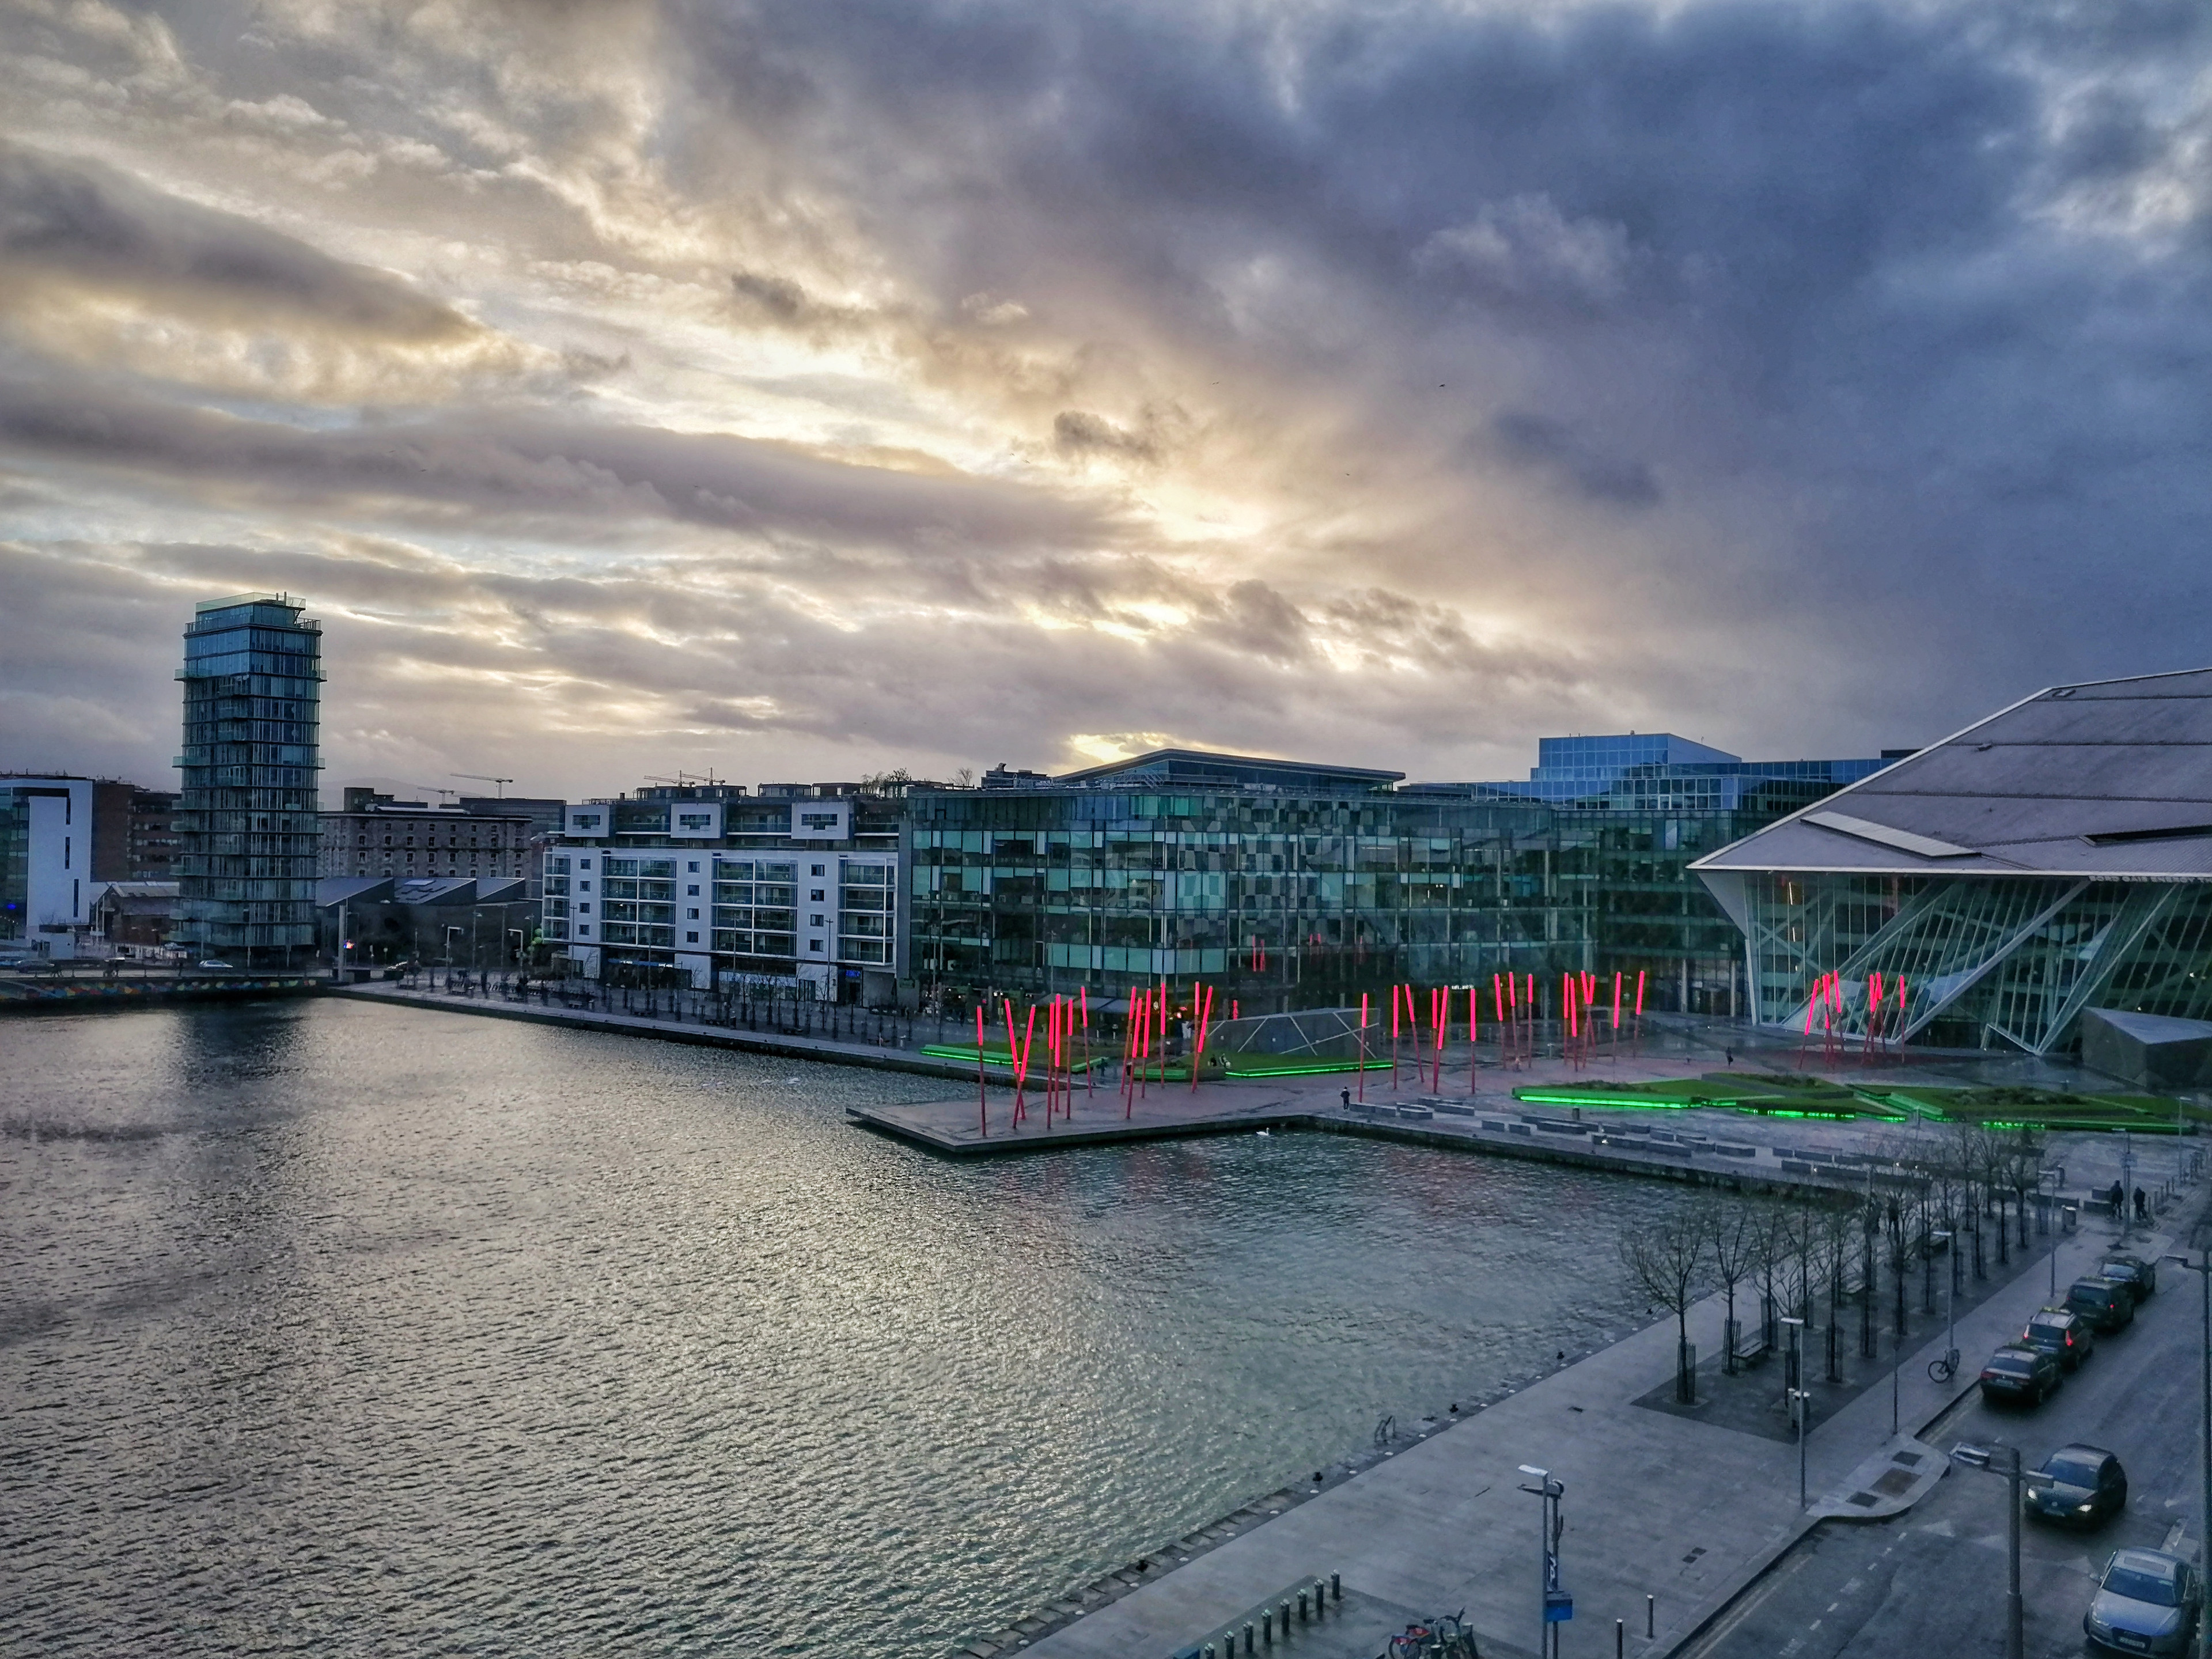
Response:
[1, 998, 1705, 1656]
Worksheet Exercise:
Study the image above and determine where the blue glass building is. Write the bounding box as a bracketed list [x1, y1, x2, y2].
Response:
[175, 594, 323, 967]
[905, 736, 1891, 1014]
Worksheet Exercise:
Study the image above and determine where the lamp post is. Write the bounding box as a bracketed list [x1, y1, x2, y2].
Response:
[1933, 1228, 1959, 1378]
[1782, 1315, 1808, 1507]
[2164, 1251, 2212, 1659]
[1518, 1464, 1570, 1658]
[1953, 1442, 2052, 1659]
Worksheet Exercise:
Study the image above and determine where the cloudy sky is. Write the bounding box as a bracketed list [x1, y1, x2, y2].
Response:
[2, 0, 2207, 800]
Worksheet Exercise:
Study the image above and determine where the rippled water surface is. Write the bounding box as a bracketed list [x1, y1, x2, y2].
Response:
[1, 998, 1706, 1656]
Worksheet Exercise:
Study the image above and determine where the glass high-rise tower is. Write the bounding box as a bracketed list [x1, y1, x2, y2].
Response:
[175, 594, 323, 968]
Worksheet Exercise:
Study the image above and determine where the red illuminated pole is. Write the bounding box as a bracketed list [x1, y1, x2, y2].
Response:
[976, 1005, 988, 1137]
[1611, 971, 1623, 1065]
[1433, 987, 1448, 1090]
[1123, 987, 1139, 1117]
[1634, 969, 1646, 1058]
[1358, 991, 1369, 1102]
[1191, 983, 1214, 1091]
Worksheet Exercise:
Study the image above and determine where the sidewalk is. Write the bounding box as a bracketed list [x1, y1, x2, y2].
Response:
[1013, 1200, 2194, 1659]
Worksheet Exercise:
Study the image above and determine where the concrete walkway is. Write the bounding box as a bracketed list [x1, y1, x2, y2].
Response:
[1008, 1199, 2192, 1659]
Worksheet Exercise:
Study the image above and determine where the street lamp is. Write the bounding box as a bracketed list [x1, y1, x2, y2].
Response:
[1780, 1316, 1808, 1506]
[1517, 1464, 1570, 1659]
[1952, 1442, 2055, 1659]
[1933, 1229, 1959, 1380]
[2164, 1251, 2212, 1659]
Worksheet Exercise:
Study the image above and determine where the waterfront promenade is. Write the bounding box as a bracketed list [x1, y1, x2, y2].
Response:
[997, 1196, 2195, 1659]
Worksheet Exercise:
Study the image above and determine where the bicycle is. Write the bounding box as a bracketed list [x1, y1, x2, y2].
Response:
[1386, 1611, 1479, 1658]
[1927, 1347, 1961, 1384]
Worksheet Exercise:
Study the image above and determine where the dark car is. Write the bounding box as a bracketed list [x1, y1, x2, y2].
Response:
[2102, 1254, 2158, 1305]
[1980, 1344, 2063, 1406]
[2086, 1548, 2202, 1657]
[2067, 1276, 2137, 1335]
[2029, 1444, 2127, 1527]
[2019, 1307, 2095, 1370]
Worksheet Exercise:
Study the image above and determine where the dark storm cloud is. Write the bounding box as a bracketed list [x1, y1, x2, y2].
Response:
[4, 0, 2211, 794]
[666, 0, 2212, 692]
[0, 139, 476, 344]
[0, 376, 1124, 558]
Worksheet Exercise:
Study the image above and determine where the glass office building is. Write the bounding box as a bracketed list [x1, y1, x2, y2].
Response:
[175, 594, 323, 967]
[906, 738, 1888, 1013]
[1693, 669, 2212, 1055]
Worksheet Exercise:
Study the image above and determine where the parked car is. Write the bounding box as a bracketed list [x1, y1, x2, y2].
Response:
[1979, 1344, 2063, 1406]
[2028, 1444, 2127, 1526]
[2086, 1548, 2201, 1656]
[2067, 1276, 2137, 1335]
[2102, 1253, 2158, 1304]
[195, 959, 237, 971]
[2019, 1306, 2095, 1371]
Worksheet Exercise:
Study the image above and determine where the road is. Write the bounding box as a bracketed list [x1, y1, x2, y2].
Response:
[1687, 1218, 2208, 1659]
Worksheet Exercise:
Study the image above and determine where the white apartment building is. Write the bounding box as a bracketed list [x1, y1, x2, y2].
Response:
[543, 785, 900, 1002]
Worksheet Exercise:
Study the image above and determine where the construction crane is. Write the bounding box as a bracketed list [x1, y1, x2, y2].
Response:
[407, 783, 459, 804]
[453, 772, 515, 798]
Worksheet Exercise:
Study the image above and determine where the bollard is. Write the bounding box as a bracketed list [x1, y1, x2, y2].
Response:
[1647, 1594, 1656, 1637]
[1262, 1608, 1271, 1645]
[1313, 1581, 1325, 1615]
[1204, 1646, 1215, 1659]
[1331, 1572, 1341, 1603]
[1617, 1618, 1625, 1657]
[1244, 1622, 1255, 1654]
[1298, 1589, 1309, 1621]
[1281, 1600, 1291, 1633]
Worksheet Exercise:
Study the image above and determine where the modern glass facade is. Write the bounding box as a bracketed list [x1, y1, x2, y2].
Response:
[175, 594, 323, 967]
[905, 743, 1881, 1012]
[1726, 873, 2212, 1054]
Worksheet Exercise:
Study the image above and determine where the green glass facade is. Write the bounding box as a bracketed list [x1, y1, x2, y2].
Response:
[1729, 872, 2212, 1054]
[905, 776, 1861, 1013]
[175, 594, 323, 967]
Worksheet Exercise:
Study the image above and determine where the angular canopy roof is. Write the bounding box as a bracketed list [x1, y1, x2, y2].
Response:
[1691, 667, 2212, 881]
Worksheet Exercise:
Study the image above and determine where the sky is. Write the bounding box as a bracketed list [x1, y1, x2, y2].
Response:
[1, 0, 2207, 803]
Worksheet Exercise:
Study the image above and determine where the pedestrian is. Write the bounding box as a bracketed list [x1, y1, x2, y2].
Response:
[2109, 1179, 2125, 1217]
[1725, 1046, 1734, 1065]
[1341, 1088, 1352, 1109]
[2135, 1187, 2149, 1221]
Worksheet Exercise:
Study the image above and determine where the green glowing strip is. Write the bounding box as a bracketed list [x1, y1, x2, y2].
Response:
[1513, 1090, 1697, 1110]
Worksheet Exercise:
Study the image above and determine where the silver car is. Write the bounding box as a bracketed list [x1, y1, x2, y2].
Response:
[2086, 1548, 2201, 1656]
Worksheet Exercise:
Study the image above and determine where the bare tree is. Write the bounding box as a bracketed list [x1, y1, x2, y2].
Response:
[1749, 1200, 1796, 1354]
[1621, 1212, 1709, 1404]
[1707, 1203, 1758, 1374]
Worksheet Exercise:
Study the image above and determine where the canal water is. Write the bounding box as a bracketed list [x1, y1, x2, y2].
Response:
[1, 998, 1705, 1656]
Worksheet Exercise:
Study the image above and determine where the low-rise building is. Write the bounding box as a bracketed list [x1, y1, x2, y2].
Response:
[316, 874, 533, 971]
[320, 788, 536, 882]
[548, 782, 901, 1001]
[0, 775, 183, 959]
[92, 881, 181, 953]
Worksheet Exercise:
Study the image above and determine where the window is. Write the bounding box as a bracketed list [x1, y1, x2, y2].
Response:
[578, 923, 591, 935]
[687, 862, 700, 873]
[809, 939, 823, 952]
[687, 885, 700, 896]
[811, 864, 825, 877]
[578, 858, 592, 870]
[800, 813, 838, 830]
[579, 902, 592, 913]
[809, 914, 824, 927]
[580, 880, 591, 892]
[685, 931, 699, 944]
[810, 888, 825, 902]
[686, 908, 700, 920]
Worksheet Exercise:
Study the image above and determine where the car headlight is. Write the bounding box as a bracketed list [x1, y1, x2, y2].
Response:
[2076, 1502, 2094, 1513]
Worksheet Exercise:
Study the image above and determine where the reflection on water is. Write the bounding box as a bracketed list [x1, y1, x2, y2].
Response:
[1, 998, 1703, 1656]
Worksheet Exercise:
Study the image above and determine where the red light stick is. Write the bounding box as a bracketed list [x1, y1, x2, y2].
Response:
[976, 1005, 987, 1136]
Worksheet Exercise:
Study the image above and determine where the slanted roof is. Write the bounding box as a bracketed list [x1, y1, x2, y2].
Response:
[1692, 667, 2212, 881]
[317, 876, 393, 908]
